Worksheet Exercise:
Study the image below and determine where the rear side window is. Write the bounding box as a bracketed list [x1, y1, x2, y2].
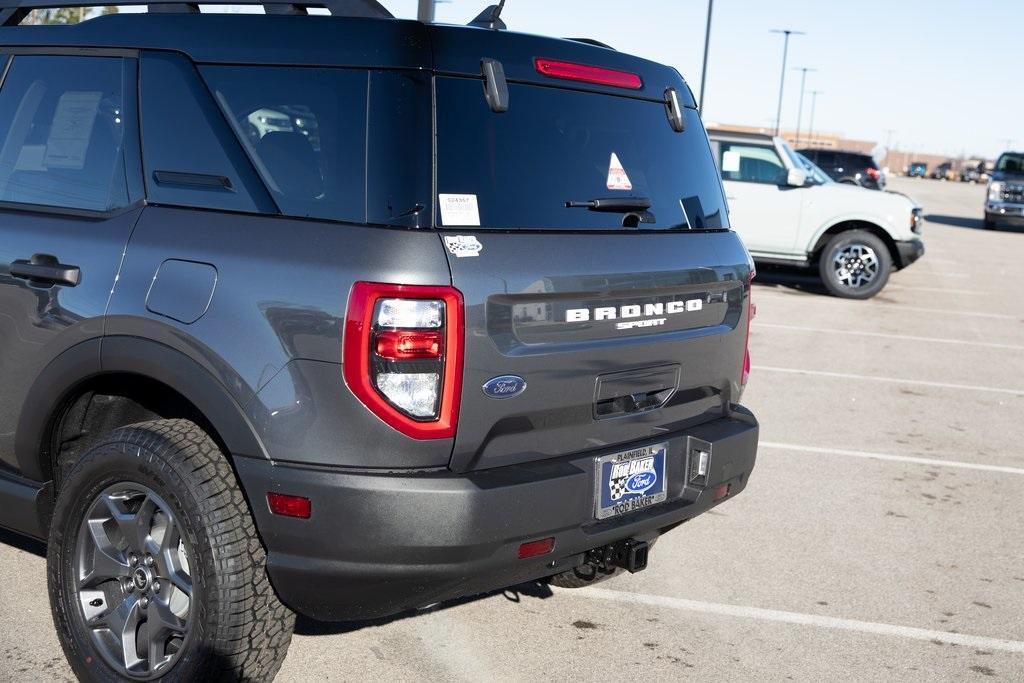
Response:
[0, 55, 130, 212]
[435, 78, 726, 231]
[202, 66, 368, 223]
[717, 142, 787, 185]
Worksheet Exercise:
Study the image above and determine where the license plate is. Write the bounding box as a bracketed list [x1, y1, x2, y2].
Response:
[595, 443, 668, 520]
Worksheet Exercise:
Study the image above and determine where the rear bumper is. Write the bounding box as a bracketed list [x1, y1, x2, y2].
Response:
[234, 408, 759, 621]
[895, 238, 925, 269]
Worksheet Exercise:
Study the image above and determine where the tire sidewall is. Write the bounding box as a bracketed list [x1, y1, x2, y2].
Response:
[49, 440, 210, 683]
[818, 231, 892, 299]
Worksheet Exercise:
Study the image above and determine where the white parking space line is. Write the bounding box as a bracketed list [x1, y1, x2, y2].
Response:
[759, 442, 1024, 476]
[884, 284, 997, 296]
[754, 323, 1024, 351]
[571, 588, 1024, 653]
[753, 293, 1017, 320]
[752, 365, 1024, 397]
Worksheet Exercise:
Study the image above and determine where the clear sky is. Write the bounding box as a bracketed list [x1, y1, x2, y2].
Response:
[385, 0, 1019, 159]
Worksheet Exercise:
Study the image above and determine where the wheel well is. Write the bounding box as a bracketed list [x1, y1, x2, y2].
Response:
[45, 373, 228, 489]
[811, 221, 899, 266]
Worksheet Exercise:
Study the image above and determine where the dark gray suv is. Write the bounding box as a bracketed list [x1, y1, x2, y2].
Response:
[0, 1, 759, 679]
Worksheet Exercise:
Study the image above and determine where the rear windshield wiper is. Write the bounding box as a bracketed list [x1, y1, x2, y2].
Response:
[565, 197, 652, 212]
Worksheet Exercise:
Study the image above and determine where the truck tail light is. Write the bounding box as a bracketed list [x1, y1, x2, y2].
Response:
[741, 271, 755, 386]
[866, 167, 881, 181]
[343, 282, 464, 440]
[534, 58, 643, 90]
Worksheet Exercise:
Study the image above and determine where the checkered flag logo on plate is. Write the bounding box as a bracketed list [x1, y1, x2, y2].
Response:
[609, 477, 630, 501]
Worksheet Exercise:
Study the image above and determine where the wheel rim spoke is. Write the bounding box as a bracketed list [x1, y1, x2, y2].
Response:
[76, 483, 194, 679]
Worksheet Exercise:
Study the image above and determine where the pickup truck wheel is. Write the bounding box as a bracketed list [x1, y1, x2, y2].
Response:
[47, 419, 294, 682]
[818, 231, 891, 299]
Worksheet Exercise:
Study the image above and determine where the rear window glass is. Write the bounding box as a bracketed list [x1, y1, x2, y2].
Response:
[435, 78, 727, 231]
[202, 66, 367, 223]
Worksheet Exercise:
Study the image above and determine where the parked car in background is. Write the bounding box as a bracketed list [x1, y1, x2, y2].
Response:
[797, 148, 886, 190]
[985, 151, 1024, 229]
[931, 161, 954, 180]
[714, 130, 924, 298]
[959, 159, 987, 183]
[907, 161, 928, 178]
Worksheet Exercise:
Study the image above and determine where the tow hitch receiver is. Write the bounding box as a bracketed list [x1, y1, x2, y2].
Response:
[585, 539, 649, 574]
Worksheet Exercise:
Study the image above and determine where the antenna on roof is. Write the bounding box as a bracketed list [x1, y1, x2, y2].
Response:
[469, 0, 506, 30]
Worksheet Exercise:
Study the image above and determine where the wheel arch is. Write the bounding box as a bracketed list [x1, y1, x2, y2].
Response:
[15, 336, 268, 485]
[810, 220, 900, 267]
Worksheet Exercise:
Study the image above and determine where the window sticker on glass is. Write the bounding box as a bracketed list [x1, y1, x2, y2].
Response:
[606, 152, 633, 191]
[721, 150, 741, 173]
[439, 193, 481, 227]
[44, 91, 102, 170]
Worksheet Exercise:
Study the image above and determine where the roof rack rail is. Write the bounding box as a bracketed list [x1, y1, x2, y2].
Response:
[0, 0, 393, 26]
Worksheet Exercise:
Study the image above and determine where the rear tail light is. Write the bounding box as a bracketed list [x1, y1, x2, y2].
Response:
[866, 167, 881, 181]
[741, 271, 755, 386]
[534, 58, 643, 90]
[344, 282, 464, 439]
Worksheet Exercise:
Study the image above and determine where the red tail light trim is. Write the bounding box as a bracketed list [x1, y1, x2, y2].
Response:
[534, 58, 643, 90]
[343, 282, 464, 440]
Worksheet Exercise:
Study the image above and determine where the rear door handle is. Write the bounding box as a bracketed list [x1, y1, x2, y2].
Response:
[10, 254, 81, 287]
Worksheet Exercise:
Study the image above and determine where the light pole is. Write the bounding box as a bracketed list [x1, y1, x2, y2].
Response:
[792, 67, 816, 146]
[770, 29, 805, 136]
[417, 0, 435, 22]
[698, 0, 714, 112]
[806, 90, 822, 146]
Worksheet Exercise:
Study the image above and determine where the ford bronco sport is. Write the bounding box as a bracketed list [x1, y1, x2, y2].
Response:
[0, 1, 759, 679]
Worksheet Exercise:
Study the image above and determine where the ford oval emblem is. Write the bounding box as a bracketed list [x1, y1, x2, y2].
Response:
[625, 471, 657, 495]
[482, 375, 527, 399]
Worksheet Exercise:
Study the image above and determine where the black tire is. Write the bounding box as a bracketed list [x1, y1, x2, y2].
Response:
[817, 230, 892, 299]
[983, 214, 997, 230]
[48, 419, 294, 682]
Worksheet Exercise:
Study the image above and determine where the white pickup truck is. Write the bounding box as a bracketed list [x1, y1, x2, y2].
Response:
[708, 129, 924, 299]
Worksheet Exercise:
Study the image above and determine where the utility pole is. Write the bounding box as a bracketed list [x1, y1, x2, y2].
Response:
[697, 0, 714, 112]
[770, 29, 805, 136]
[417, 0, 435, 23]
[884, 129, 896, 151]
[806, 90, 822, 146]
[792, 67, 816, 146]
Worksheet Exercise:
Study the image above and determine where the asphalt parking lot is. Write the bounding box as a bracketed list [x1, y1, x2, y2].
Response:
[2, 177, 1022, 681]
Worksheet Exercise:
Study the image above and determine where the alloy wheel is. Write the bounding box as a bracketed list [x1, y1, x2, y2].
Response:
[74, 483, 194, 679]
[832, 243, 880, 289]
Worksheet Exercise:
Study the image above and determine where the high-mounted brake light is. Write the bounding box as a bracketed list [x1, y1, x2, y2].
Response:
[534, 58, 643, 90]
[344, 282, 464, 440]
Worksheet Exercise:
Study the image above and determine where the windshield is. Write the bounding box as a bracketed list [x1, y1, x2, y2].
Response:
[795, 153, 833, 184]
[996, 153, 1024, 174]
[435, 78, 728, 231]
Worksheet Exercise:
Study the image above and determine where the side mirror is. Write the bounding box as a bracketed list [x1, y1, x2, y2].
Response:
[787, 168, 808, 187]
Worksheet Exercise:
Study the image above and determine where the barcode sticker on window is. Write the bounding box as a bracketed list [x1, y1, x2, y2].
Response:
[439, 193, 481, 227]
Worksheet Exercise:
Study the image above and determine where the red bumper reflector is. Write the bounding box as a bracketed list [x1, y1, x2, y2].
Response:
[713, 483, 732, 502]
[518, 537, 556, 559]
[534, 58, 643, 90]
[374, 330, 443, 360]
[267, 492, 312, 519]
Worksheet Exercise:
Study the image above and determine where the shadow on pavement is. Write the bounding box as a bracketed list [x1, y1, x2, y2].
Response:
[0, 527, 45, 558]
[752, 264, 829, 297]
[294, 580, 555, 636]
[926, 213, 1024, 234]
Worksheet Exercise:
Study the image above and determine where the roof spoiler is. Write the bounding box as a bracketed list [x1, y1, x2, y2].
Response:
[0, 0, 393, 25]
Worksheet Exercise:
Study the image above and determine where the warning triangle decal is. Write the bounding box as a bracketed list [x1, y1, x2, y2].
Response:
[606, 152, 633, 191]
